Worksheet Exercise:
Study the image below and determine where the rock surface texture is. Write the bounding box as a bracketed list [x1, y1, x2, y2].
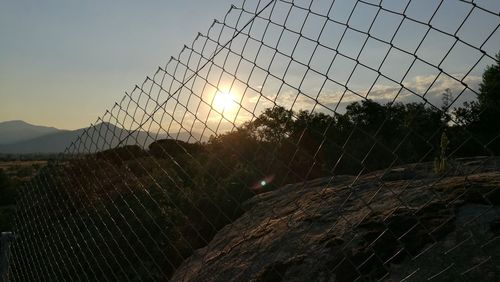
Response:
[172, 158, 500, 281]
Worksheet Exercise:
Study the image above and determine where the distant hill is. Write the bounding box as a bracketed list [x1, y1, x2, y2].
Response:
[0, 121, 203, 154]
[0, 120, 60, 145]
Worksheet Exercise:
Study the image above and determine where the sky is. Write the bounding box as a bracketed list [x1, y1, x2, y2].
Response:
[0, 0, 234, 129]
[1, 0, 499, 135]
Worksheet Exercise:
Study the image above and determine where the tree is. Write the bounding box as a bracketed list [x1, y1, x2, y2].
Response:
[441, 88, 454, 111]
[249, 106, 294, 143]
[478, 52, 500, 111]
[463, 53, 500, 154]
[441, 88, 454, 124]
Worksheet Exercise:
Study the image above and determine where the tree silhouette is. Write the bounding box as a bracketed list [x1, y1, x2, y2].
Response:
[248, 106, 294, 143]
[454, 53, 500, 154]
[478, 53, 500, 111]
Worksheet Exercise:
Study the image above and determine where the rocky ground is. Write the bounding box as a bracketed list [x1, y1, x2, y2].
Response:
[171, 157, 500, 281]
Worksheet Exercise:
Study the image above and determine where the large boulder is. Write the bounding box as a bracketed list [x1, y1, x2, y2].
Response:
[172, 158, 500, 281]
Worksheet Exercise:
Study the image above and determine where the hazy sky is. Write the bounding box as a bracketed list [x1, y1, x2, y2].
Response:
[0, 0, 234, 129]
[1, 0, 499, 133]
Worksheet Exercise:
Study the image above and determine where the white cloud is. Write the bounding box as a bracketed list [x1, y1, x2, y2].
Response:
[260, 74, 483, 113]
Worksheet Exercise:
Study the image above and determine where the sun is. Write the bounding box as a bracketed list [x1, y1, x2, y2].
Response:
[213, 89, 238, 113]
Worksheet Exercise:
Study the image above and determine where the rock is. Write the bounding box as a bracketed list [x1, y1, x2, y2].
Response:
[491, 219, 500, 234]
[380, 167, 417, 181]
[171, 158, 500, 281]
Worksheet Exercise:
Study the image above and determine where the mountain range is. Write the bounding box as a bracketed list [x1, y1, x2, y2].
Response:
[0, 120, 200, 154]
[0, 120, 60, 145]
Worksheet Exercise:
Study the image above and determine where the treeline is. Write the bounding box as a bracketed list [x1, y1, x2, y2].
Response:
[204, 54, 500, 184]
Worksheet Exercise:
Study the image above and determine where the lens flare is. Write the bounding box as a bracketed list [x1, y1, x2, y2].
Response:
[250, 175, 275, 192]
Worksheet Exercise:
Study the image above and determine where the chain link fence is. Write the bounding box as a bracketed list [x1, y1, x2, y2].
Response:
[6, 0, 500, 281]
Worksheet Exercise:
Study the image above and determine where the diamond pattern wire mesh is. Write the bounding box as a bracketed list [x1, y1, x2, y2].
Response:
[5, 0, 500, 281]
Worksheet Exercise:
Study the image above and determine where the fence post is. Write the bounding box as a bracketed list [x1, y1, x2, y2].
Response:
[0, 232, 14, 282]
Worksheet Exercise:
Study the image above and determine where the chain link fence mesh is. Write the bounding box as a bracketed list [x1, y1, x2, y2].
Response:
[6, 0, 500, 281]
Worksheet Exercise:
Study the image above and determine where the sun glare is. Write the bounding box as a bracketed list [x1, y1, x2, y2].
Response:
[213, 89, 238, 113]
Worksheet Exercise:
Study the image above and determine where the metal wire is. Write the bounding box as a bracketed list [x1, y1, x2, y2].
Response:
[7, 0, 500, 281]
